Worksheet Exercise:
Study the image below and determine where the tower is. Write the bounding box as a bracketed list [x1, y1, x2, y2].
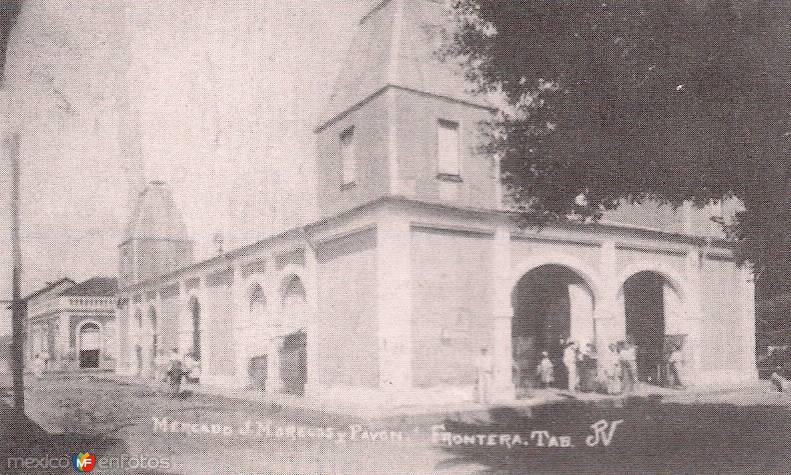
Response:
[119, 181, 194, 287]
[314, 0, 499, 218]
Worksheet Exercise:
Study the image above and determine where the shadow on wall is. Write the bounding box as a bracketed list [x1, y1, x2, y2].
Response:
[434, 397, 791, 473]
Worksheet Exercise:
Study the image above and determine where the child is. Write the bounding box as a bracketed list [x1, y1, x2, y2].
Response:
[536, 351, 554, 388]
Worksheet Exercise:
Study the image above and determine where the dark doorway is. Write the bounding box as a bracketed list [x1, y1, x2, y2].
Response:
[624, 271, 666, 384]
[79, 322, 101, 369]
[79, 349, 99, 369]
[248, 355, 267, 391]
[280, 331, 307, 396]
[190, 297, 201, 361]
[149, 307, 158, 375]
[512, 265, 589, 390]
[135, 345, 143, 375]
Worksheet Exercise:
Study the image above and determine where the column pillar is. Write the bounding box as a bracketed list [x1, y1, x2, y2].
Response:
[178, 282, 191, 357]
[195, 278, 208, 384]
[231, 262, 249, 389]
[303, 244, 321, 397]
[569, 283, 594, 345]
[685, 248, 706, 385]
[59, 312, 70, 372]
[491, 226, 515, 401]
[154, 292, 163, 380]
[376, 214, 412, 393]
[740, 266, 757, 380]
[266, 336, 284, 393]
[595, 241, 619, 378]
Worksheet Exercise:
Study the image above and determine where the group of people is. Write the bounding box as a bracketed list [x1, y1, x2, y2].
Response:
[533, 338, 684, 395]
[535, 340, 607, 393]
[163, 349, 201, 398]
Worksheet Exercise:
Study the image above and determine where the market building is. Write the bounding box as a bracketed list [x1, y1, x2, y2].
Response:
[115, 0, 756, 404]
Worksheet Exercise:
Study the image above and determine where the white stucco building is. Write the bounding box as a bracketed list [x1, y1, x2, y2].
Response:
[25, 277, 118, 372]
[115, 0, 756, 404]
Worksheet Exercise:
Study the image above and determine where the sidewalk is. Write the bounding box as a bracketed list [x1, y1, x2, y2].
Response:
[94, 372, 776, 422]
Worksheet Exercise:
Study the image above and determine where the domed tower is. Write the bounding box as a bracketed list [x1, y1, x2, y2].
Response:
[119, 181, 194, 288]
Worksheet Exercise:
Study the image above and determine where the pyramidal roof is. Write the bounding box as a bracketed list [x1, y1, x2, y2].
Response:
[317, 0, 491, 131]
[124, 181, 190, 242]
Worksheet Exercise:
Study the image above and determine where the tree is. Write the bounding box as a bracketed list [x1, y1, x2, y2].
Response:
[446, 0, 791, 295]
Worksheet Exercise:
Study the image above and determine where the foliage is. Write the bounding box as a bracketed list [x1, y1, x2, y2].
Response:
[446, 0, 791, 294]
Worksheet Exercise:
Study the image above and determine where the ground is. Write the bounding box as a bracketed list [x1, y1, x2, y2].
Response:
[2, 373, 791, 474]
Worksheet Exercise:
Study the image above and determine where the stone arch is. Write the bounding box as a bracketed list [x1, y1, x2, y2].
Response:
[615, 263, 688, 305]
[510, 258, 598, 391]
[133, 307, 143, 333]
[616, 263, 690, 386]
[248, 281, 268, 312]
[278, 272, 309, 396]
[510, 253, 603, 310]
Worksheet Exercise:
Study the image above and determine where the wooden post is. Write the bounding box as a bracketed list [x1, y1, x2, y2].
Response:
[8, 132, 24, 411]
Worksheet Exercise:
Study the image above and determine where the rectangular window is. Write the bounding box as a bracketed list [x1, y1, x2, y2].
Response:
[340, 126, 355, 187]
[437, 119, 460, 178]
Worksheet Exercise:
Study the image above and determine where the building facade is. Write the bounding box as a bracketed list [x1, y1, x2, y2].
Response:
[25, 277, 118, 372]
[115, 0, 756, 403]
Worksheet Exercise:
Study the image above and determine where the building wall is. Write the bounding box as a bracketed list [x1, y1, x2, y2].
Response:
[316, 88, 498, 219]
[203, 271, 236, 381]
[410, 226, 494, 388]
[316, 93, 391, 219]
[393, 89, 497, 209]
[158, 293, 181, 355]
[698, 257, 748, 382]
[316, 228, 379, 388]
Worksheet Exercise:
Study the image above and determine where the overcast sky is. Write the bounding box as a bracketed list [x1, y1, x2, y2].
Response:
[0, 0, 376, 332]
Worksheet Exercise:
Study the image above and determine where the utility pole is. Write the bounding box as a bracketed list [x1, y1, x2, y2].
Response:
[8, 133, 24, 411]
[2, 0, 26, 412]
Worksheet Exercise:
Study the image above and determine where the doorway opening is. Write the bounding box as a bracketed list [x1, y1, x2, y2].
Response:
[512, 264, 594, 392]
[623, 271, 668, 384]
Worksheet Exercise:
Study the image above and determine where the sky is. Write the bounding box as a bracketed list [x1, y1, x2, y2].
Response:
[0, 0, 377, 333]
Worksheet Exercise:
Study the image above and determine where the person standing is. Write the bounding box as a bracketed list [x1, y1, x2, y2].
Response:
[166, 349, 185, 398]
[474, 347, 494, 403]
[668, 348, 683, 388]
[606, 343, 622, 395]
[32, 353, 44, 379]
[620, 340, 637, 393]
[536, 351, 554, 388]
[563, 341, 579, 392]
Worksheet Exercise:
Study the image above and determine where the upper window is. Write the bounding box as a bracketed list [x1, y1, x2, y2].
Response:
[340, 126, 356, 188]
[437, 119, 460, 178]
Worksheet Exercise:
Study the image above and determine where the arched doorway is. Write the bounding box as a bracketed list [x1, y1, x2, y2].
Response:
[148, 306, 158, 375]
[189, 296, 201, 361]
[134, 309, 143, 375]
[247, 283, 268, 390]
[622, 271, 681, 385]
[512, 264, 594, 391]
[280, 276, 307, 396]
[78, 322, 101, 369]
